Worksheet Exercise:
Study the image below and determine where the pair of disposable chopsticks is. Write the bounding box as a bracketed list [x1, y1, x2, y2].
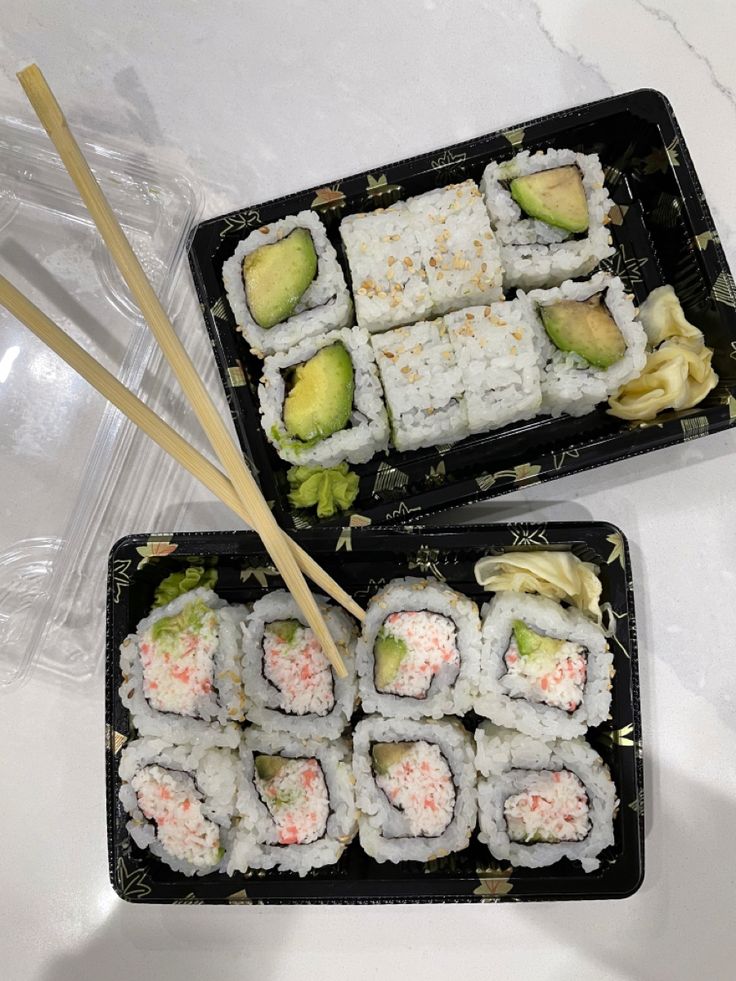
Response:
[2, 64, 364, 676]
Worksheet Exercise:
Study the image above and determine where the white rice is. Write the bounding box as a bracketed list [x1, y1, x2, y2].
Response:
[340, 203, 433, 333]
[525, 273, 648, 417]
[222, 210, 352, 357]
[258, 325, 389, 466]
[475, 723, 618, 872]
[476, 591, 613, 740]
[371, 318, 469, 451]
[357, 577, 481, 719]
[480, 148, 614, 290]
[241, 590, 357, 739]
[405, 180, 504, 314]
[353, 716, 477, 863]
[227, 729, 357, 876]
[444, 298, 543, 433]
[119, 588, 246, 748]
[119, 737, 239, 876]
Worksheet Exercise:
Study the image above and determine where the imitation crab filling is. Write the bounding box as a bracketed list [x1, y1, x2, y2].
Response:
[504, 769, 591, 844]
[131, 764, 223, 869]
[254, 755, 329, 846]
[262, 619, 335, 716]
[373, 611, 460, 699]
[139, 599, 219, 717]
[502, 620, 587, 713]
[372, 740, 456, 838]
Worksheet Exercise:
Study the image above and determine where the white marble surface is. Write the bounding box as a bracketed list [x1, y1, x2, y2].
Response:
[2, 1, 736, 979]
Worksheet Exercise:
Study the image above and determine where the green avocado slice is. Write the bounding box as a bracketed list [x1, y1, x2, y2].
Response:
[254, 755, 288, 782]
[282, 342, 354, 442]
[264, 619, 300, 645]
[510, 165, 589, 234]
[540, 294, 627, 369]
[372, 742, 415, 775]
[243, 227, 318, 329]
[512, 620, 565, 660]
[374, 628, 408, 690]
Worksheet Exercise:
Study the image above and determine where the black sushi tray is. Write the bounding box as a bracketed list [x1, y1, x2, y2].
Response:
[188, 88, 736, 532]
[106, 522, 644, 904]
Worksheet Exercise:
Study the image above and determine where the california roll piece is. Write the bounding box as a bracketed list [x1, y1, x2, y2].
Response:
[353, 716, 476, 863]
[445, 299, 543, 433]
[476, 591, 613, 740]
[405, 180, 504, 315]
[357, 577, 481, 719]
[371, 319, 469, 451]
[259, 325, 389, 467]
[119, 737, 239, 876]
[242, 590, 357, 738]
[222, 210, 352, 356]
[475, 723, 618, 872]
[480, 148, 614, 290]
[340, 204, 433, 333]
[119, 588, 247, 747]
[527, 273, 647, 417]
[228, 729, 357, 876]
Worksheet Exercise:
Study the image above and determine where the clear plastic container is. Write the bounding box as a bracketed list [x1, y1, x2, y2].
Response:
[0, 109, 212, 691]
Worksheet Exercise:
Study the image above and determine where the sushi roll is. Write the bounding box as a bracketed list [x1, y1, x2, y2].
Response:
[480, 148, 614, 290]
[356, 577, 481, 719]
[222, 210, 352, 357]
[352, 716, 477, 863]
[242, 590, 357, 738]
[119, 588, 247, 748]
[258, 325, 389, 467]
[405, 180, 504, 315]
[118, 737, 239, 876]
[227, 729, 357, 876]
[475, 723, 618, 872]
[340, 203, 434, 333]
[340, 180, 503, 335]
[444, 298, 543, 433]
[371, 319, 469, 452]
[527, 273, 647, 417]
[476, 591, 613, 740]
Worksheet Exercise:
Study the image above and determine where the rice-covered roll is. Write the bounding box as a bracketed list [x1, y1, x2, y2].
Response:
[119, 588, 247, 748]
[242, 590, 357, 738]
[259, 325, 389, 467]
[353, 716, 476, 863]
[356, 577, 481, 719]
[480, 148, 614, 290]
[371, 319, 469, 451]
[119, 737, 239, 876]
[526, 273, 647, 417]
[405, 180, 504, 315]
[445, 298, 542, 433]
[475, 723, 618, 872]
[476, 591, 613, 740]
[227, 729, 356, 876]
[340, 204, 434, 333]
[222, 210, 352, 357]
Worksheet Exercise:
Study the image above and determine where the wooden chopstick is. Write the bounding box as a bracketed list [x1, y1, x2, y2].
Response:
[17, 64, 348, 676]
[0, 275, 364, 623]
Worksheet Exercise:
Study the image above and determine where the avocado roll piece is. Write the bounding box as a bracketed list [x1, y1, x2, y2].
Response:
[223, 210, 352, 357]
[475, 723, 618, 872]
[480, 148, 614, 291]
[259, 326, 389, 467]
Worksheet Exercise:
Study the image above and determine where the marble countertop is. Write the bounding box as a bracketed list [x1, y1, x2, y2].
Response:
[1, 2, 735, 979]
